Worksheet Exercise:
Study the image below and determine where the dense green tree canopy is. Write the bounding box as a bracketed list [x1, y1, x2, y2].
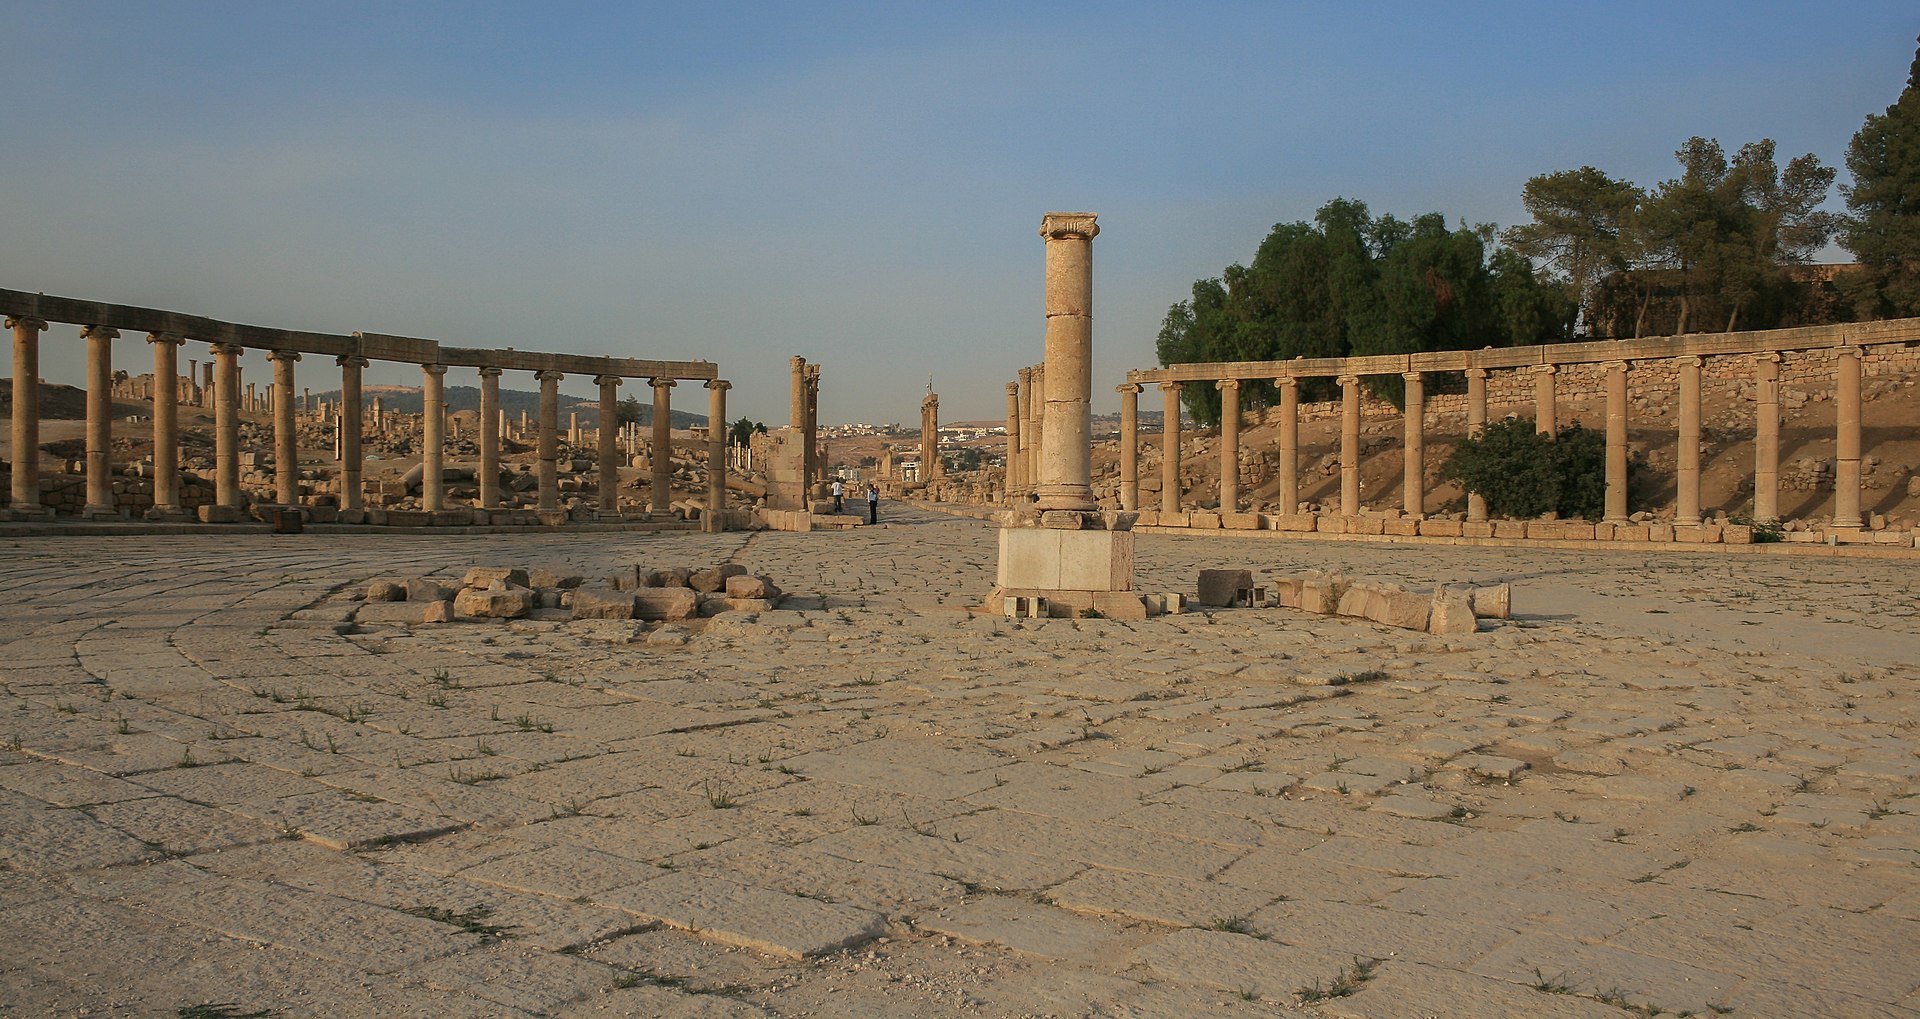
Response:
[1843, 38, 1920, 316]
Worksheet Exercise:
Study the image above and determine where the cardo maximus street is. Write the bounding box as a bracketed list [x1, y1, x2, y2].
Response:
[1, 509, 1918, 1017]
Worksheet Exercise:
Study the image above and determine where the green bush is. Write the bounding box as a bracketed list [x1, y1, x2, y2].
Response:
[1440, 417, 1626, 521]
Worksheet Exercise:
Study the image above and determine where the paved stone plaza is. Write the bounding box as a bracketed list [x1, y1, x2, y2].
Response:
[2, 509, 1916, 1017]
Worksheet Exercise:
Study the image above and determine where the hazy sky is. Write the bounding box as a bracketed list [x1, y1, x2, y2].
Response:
[2, 2, 1913, 425]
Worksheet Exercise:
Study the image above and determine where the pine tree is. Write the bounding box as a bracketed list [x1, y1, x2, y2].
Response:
[1842, 38, 1920, 316]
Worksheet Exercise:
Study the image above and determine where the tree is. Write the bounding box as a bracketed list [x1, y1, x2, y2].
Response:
[616, 395, 644, 427]
[1440, 418, 1620, 521]
[1842, 37, 1920, 317]
[1502, 167, 1642, 335]
[727, 417, 766, 446]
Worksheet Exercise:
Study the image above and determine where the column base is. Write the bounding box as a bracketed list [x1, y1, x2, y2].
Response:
[144, 505, 193, 522]
[595, 512, 625, 523]
[199, 505, 246, 523]
[82, 505, 120, 521]
[1, 505, 53, 521]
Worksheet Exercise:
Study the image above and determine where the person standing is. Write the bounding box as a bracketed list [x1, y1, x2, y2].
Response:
[866, 483, 879, 525]
[831, 477, 844, 513]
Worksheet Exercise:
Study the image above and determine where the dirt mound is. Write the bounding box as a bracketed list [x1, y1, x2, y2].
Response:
[0, 380, 87, 419]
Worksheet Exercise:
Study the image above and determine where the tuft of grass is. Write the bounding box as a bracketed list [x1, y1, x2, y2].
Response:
[1333, 670, 1390, 686]
[1205, 916, 1267, 939]
[1532, 967, 1574, 994]
[1297, 958, 1376, 1002]
[703, 780, 737, 809]
[176, 1005, 277, 1019]
[400, 905, 515, 942]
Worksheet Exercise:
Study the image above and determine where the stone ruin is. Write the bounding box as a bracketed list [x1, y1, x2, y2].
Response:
[356, 563, 790, 627]
[1194, 568, 1511, 634]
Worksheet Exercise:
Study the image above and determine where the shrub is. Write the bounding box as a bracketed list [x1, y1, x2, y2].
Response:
[1441, 417, 1629, 521]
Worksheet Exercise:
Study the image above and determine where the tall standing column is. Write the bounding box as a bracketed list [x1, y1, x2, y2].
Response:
[1675, 355, 1703, 526]
[1533, 364, 1558, 436]
[789, 355, 807, 437]
[920, 392, 940, 481]
[705, 380, 730, 533]
[1604, 360, 1630, 524]
[148, 332, 186, 518]
[1402, 370, 1425, 517]
[1217, 378, 1240, 512]
[1339, 374, 1361, 516]
[1117, 383, 1140, 511]
[1833, 345, 1863, 529]
[536, 370, 562, 512]
[1159, 381, 1182, 514]
[804, 365, 821, 491]
[421, 364, 446, 513]
[213, 343, 242, 509]
[1276, 376, 1298, 515]
[1018, 366, 1036, 490]
[338, 356, 366, 513]
[1029, 365, 1045, 490]
[649, 377, 674, 513]
[8, 317, 48, 515]
[1035, 212, 1099, 514]
[81, 325, 119, 518]
[269, 349, 300, 506]
[596, 375, 622, 519]
[1752, 352, 1780, 523]
[478, 366, 501, 509]
[1465, 367, 1488, 522]
[1013, 379, 1029, 502]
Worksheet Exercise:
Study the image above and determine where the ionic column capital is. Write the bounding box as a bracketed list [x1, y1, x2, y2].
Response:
[1273, 375, 1296, 389]
[1531, 363, 1557, 375]
[1835, 345, 1863, 359]
[535, 369, 564, 382]
[1115, 382, 1140, 395]
[477, 365, 503, 378]
[1158, 380, 1182, 393]
[1464, 367, 1488, 380]
[336, 355, 368, 369]
[789, 355, 806, 370]
[1216, 377, 1240, 392]
[1402, 371, 1423, 384]
[211, 342, 244, 356]
[595, 374, 623, 388]
[1602, 360, 1630, 373]
[267, 348, 301, 363]
[1673, 355, 1703, 369]
[1040, 212, 1099, 239]
[649, 377, 677, 389]
[147, 331, 185, 347]
[5, 315, 48, 332]
[80, 325, 120, 341]
[422, 363, 447, 377]
[1337, 374, 1361, 387]
[705, 379, 732, 392]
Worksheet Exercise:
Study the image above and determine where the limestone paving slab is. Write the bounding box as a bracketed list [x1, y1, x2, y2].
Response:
[599, 869, 887, 959]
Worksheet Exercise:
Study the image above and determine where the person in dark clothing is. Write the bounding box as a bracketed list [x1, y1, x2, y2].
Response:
[866, 484, 879, 525]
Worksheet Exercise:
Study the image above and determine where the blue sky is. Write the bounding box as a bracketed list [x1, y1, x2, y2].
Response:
[2, 2, 1913, 424]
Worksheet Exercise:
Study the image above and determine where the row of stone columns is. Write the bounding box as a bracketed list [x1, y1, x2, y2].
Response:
[1005, 363, 1043, 501]
[1122, 350, 1873, 527]
[4, 317, 724, 525]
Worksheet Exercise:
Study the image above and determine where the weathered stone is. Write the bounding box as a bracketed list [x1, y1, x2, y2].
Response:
[462, 566, 529, 589]
[724, 574, 781, 600]
[527, 567, 582, 589]
[1470, 583, 1512, 619]
[453, 582, 534, 619]
[1299, 578, 1341, 614]
[633, 586, 699, 621]
[1196, 569, 1253, 607]
[645, 567, 693, 589]
[689, 564, 747, 593]
[1429, 585, 1478, 634]
[569, 588, 636, 620]
[365, 580, 405, 602]
[405, 578, 456, 602]
[418, 601, 455, 624]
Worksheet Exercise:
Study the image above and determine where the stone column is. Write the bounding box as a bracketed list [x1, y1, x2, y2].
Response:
[705, 380, 730, 533]
[1034, 212, 1099, 514]
[1752, 352, 1780, 523]
[789, 356, 807, 430]
[477, 366, 501, 509]
[81, 325, 119, 518]
[920, 392, 939, 482]
[1217, 378, 1240, 512]
[536, 370, 562, 512]
[1402, 370, 1424, 517]
[1117, 383, 1140, 511]
[804, 365, 821, 491]
[1533, 364, 1557, 436]
[213, 343, 242, 509]
[1018, 366, 1036, 490]
[568, 412, 580, 447]
[1006, 381, 1022, 504]
[1603, 360, 1630, 524]
[1675, 355, 1703, 526]
[1276, 376, 1298, 516]
[595, 375, 622, 519]
[1465, 367, 1488, 522]
[649, 377, 674, 513]
[268, 349, 300, 506]
[1834, 345, 1863, 528]
[1159, 381, 1182, 514]
[338, 356, 365, 513]
[421, 364, 446, 512]
[1029, 365, 1045, 490]
[1339, 374, 1361, 516]
[7, 316, 47, 514]
[147, 332, 186, 517]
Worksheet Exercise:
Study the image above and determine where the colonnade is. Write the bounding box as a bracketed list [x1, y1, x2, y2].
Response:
[1004, 363, 1043, 502]
[2, 289, 728, 528]
[1120, 320, 1920, 527]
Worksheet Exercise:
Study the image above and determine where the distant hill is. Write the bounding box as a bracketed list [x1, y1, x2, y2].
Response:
[310, 385, 705, 429]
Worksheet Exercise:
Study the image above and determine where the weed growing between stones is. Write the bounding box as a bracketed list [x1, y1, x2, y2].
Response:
[1297, 957, 1376, 1002]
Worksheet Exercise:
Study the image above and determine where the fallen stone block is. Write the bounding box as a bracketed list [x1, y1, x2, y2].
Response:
[462, 566, 529, 589]
[1469, 584, 1511, 619]
[1299, 579, 1341, 615]
[1428, 585, 1478, 634]
[527, 567, 583, 589]
[365, 580, 405, 602]
[453, 582, 534, 619]
[1196, 569, 1253, 608]
[406, 578, 457, 602]
[725, 575, 782, 600]
[419, 601, 455, 624]
[570, 588, 636, 620]
[690, 564, 748, 593]
[646, 568, 693, 589]
[633, 587, 699, 621]
[1364, 585, 1431, 631]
